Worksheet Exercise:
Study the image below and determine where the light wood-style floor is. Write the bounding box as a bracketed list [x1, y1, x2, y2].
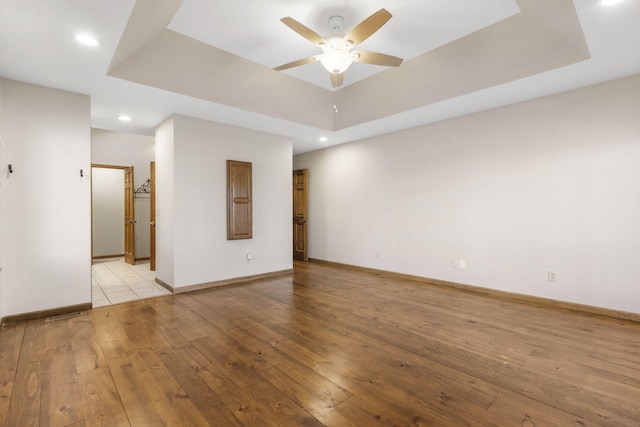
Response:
[1, 261, 639, 426]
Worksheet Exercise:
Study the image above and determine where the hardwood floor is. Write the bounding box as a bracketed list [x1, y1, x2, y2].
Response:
[1, 261, 639, 426]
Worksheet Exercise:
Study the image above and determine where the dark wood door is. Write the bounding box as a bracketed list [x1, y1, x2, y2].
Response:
[124, 166, 135, 265]
[293, 169, 308, 261]
[149, 162, 156, 271]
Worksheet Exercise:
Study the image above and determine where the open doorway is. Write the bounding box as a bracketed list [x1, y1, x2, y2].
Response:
[92, 165, 130, 261]
[91, 164, 163, 306]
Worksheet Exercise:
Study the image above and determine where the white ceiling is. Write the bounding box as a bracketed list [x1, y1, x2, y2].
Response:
[168, 0, 520, 89]
[1, 0, 639, 154]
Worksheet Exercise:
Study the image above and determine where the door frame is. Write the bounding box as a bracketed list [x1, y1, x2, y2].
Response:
[123, 166, 135, 265]
[149, 161, 156, 271]
[91, 164, 135, 264]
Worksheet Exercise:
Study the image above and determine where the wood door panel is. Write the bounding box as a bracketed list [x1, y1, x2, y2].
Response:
[294, 223, 306, 252]
[227, 160, 252, 240]
[292, 169, 308, 261]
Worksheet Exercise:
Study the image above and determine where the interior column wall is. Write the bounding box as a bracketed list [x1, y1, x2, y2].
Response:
[155, 117, 175, 287]
[0, 78, 91, 317]
[294, 74, 640, 315]
[170, 115, 292, 288]
[0, 77, 4, 320]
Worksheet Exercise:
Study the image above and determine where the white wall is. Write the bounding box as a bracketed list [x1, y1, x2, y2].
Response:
[92, 129, 154, 185]
[0, 77, 4, 320]
[294, 74, 640, 315]
[156, 115, 292, 289]
[92, 167, 125, 257]
[155, 118, 175, 286]
[91, 129, 155, 258]
[0, 78, 91, 317]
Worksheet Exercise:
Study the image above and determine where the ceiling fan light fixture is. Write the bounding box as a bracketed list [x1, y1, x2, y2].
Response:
[274, 9, 401, 88]
[320, 49, 353, 74]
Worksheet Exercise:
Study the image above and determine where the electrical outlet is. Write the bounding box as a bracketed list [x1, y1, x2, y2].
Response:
[459, 259, 466, 269]
[246, 253, 252, 261]
[450, 259, 457, 268]
[548, 271, 556, 282]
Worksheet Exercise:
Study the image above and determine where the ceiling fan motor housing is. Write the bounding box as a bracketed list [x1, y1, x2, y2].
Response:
[328, 15, 344, 31]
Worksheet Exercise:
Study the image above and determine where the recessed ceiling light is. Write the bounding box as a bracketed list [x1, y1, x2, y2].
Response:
[601, 0, 624, 6]
[117, 115, 131, 122]
[75, 33, 99, 46]
[319, 136, 328, 142]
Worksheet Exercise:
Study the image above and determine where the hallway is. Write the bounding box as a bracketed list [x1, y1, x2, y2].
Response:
[91, 258, 170, 307]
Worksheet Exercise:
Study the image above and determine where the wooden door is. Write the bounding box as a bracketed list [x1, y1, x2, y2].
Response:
[149, 162, 156, 271]
[293, 169, 308, 261]
[227, 160, 253, 240]
[124, 166, 135, 265]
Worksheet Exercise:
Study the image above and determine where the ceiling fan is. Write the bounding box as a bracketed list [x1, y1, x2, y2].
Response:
[274, 8, 403, 88]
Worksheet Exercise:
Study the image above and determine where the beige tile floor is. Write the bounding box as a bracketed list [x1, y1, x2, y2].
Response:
[92, 258, 171, 307]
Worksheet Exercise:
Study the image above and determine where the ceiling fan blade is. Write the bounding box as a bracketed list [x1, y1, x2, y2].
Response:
[353, 51, 403, 67]
[330, 73, 344, 88]
[343, 8, 392, 46]
[280, 17, 327, 46]
[274, 56, 319, 71]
